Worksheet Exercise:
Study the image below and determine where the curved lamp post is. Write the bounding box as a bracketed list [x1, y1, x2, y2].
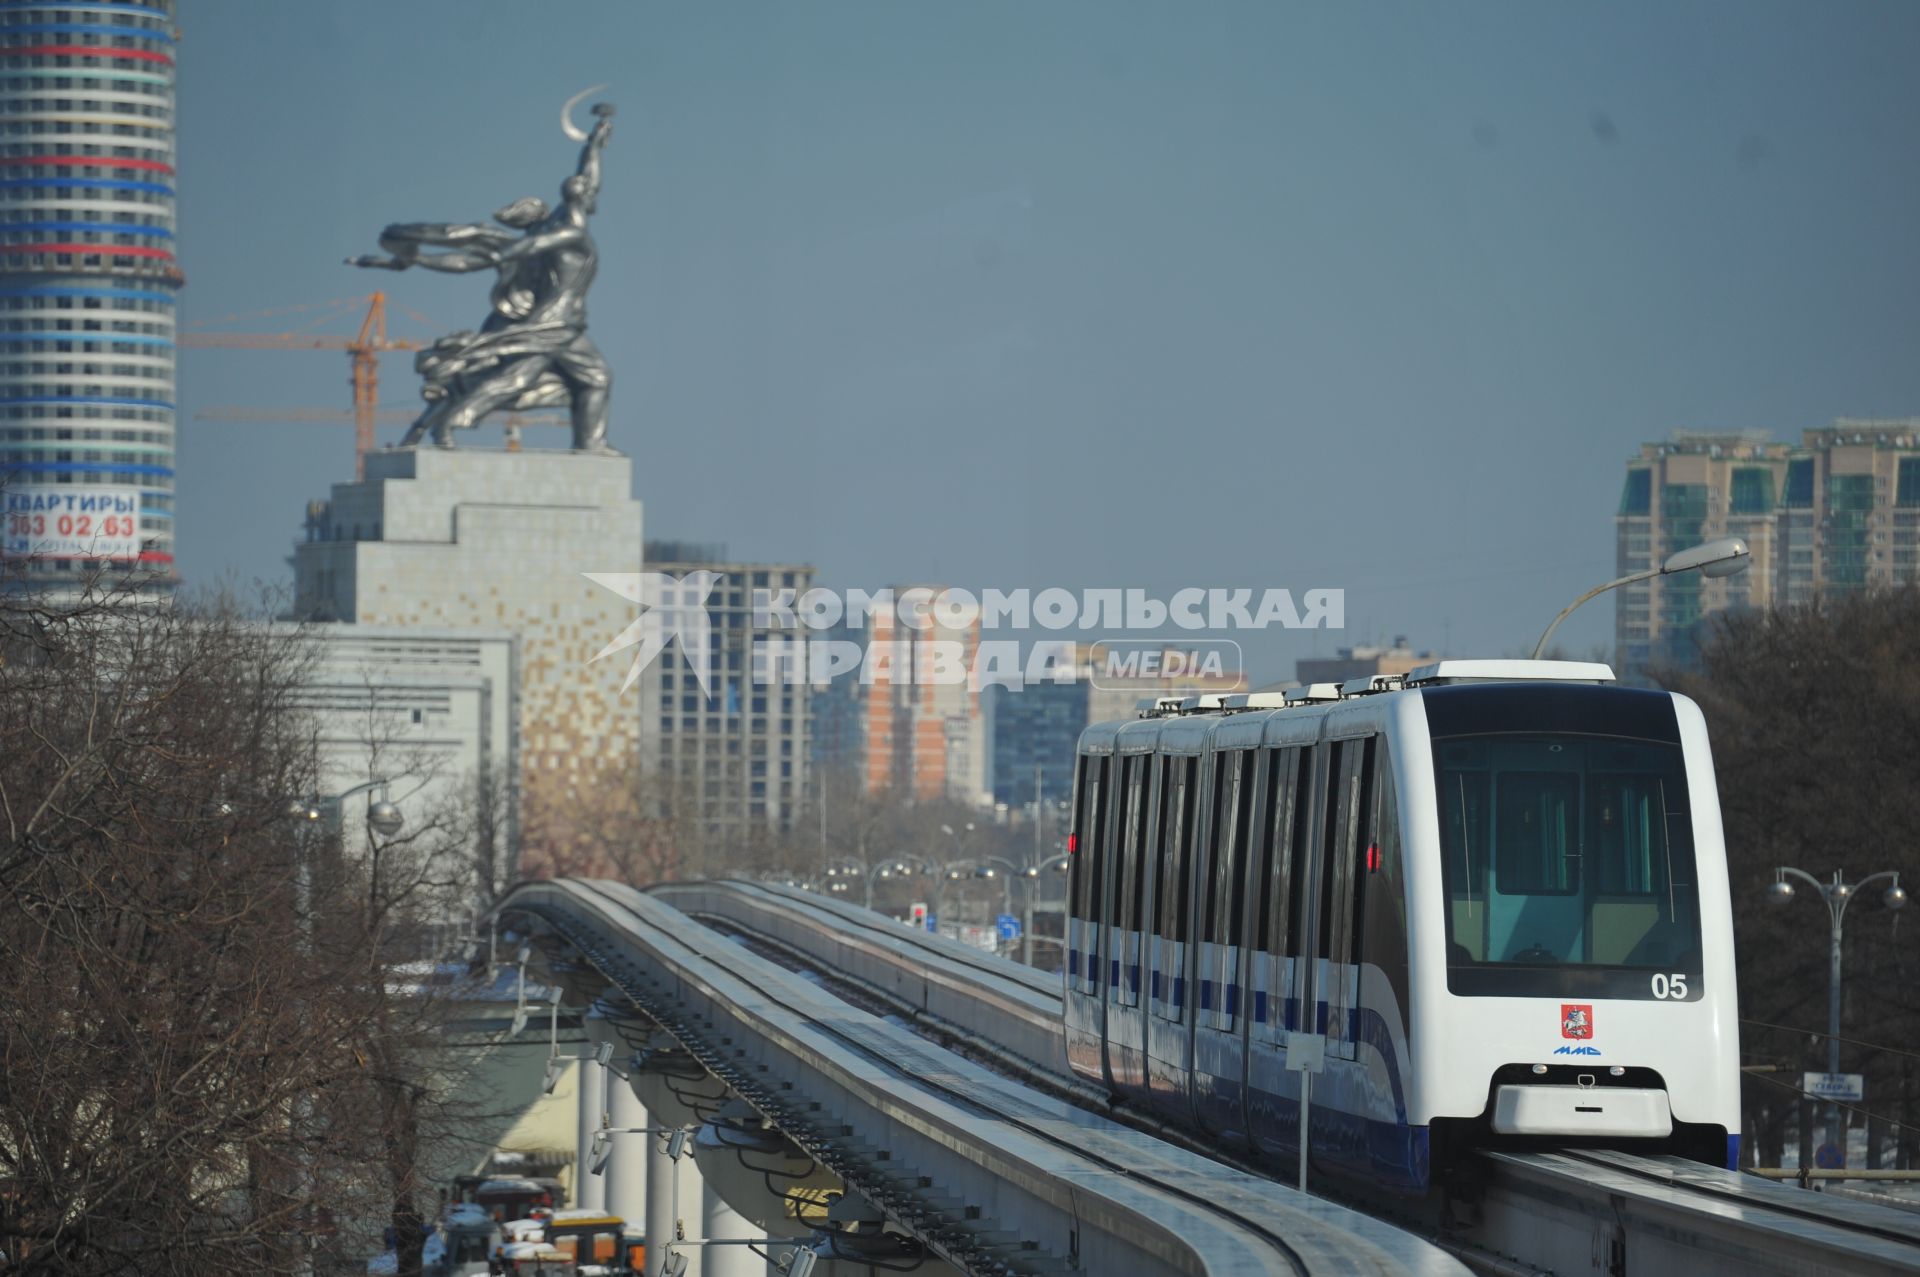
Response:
[862, 854, 939, 910]
[286, 779, 404, 936]
[1018, 853, 1071, 965]
[821, 859, 863, 900]
[971, 856, 1023, 920]
[966, 854, 1073, 964]
[1766, 866, 1906, 1168]
[1532, 536, 1751, 660]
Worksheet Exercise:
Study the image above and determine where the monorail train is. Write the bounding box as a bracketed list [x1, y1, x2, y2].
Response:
[1061, 660, 1740, 1191]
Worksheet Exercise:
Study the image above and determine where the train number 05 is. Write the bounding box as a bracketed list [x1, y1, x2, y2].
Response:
[1650, 973, 1689, 1000]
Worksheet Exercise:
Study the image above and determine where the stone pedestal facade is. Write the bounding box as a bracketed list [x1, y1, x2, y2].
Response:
[293, 446, 644, 820]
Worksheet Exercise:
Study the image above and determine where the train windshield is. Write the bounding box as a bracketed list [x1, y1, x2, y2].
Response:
[1434, 733, 1702, 999]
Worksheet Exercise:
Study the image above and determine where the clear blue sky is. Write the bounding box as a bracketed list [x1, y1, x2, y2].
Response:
[176, 1, 1920, 680]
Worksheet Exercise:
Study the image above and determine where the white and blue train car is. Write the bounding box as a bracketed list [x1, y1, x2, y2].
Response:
[1061, 660, 1741, 1191]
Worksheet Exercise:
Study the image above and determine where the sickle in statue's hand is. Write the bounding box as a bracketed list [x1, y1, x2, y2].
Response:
[561, 85, 610, 142]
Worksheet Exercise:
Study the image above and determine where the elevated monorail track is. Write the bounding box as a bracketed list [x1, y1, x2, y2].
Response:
[1477, 1146, 1920, 1275]
[664, 878, 1920, 1277]
[502, 878, 1466, 1277]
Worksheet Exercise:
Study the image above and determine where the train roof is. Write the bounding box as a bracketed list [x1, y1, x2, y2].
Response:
[1084, 659, 1625, 748]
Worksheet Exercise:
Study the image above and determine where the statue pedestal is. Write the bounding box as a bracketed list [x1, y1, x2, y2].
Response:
[293, 443, 644, 774]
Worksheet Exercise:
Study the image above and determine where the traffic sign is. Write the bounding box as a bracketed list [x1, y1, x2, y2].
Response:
[996, 913, 1022, 941]
[1815, 1142, 1846, 1169]
[1802, 1072, 1865, 1102]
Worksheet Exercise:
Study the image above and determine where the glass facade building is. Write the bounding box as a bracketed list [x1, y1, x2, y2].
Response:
[643, 541, 815, 843]
[1615, 422, 1920, 674]
[0, 1, 178, 594]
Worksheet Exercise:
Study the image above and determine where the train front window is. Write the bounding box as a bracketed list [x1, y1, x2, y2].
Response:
[1435, 734, 1702, 999]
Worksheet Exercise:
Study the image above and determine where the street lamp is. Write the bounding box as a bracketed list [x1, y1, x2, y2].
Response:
[863, 855, 935, 910]
[962, 854, 1072, 964]
[1018, 854, 1071, 965]
[290, 779, 405, 927]
[1532, 536, 1751, 659]
[368, 798, 404, 838]
[969, 857, 1020, 923]
[929, 863, 971, 926]
[1766, 866, 1906, 1169]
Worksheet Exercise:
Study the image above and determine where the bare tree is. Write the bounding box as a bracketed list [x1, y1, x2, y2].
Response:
[1665, 586, 1920, 1167]
[0, 586, 342, 1272]
[519, 757, 693, 885]
[0, 583, 494, 1275]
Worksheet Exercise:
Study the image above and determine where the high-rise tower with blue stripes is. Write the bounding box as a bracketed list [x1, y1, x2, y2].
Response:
[0, 1, 178, 594]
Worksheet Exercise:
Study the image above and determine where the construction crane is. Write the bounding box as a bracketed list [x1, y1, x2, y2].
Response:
[178, 293, 424, 481]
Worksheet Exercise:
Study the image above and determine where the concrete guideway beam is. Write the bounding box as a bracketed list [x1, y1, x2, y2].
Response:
[657, 880, 1066, 1079]
[671, 880, 1920, 1277]
[499, 878, 1468, 1277]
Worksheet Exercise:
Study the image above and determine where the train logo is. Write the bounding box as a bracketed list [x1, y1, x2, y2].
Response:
[1561, 1004, 1594, 1040]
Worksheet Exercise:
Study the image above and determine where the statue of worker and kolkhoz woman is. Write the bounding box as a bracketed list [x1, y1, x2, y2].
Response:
[349, 88, 616, 454]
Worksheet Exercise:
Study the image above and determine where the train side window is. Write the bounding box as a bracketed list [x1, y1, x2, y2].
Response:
[1136, 756, 1161, 932]
[1174, 756, 1200, 945]
[1369, 743, 1406, 931]
[1117, 756, 1144, 935]
[1441, 761, 1490, 961]
[1255, 747, 1296, 955]
[1319, 737, 1376, 964]
[1204, 751, 1241, 947]
[1071, 754, 1107, 994]
[1154, 755, 1183, 942]
[1285, 747, 1314, 958]
[1346, 737, 1379, 965]
[1085, 755, 1111, 978]
[1228, 749, 1260, 947]
[1069, 755, 1090, 920]
[1315, 741, 1348, 962]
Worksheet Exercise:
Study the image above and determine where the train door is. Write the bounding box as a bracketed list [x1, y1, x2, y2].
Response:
[1102, 750, 1155, 1096]
[1193, 746, 1263, 1146]
[1246, 743, 1312, 1160]
[1289, 739, 1333, 1047]
[1319, 734, 1376, 1061]
[1196, 749, 1242, 1035]
[1354, 741, 1416, 1179]
[1146, 749, 1201, 1125]
[1067, 751, 1113, 1084]
[1089, 747, 1126, 1094]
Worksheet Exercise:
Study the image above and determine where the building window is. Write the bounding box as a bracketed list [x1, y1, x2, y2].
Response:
[1619, 468, 1652, 516]
[1784, 458, 1814, 508]
[1729, 467, 1774, 515]
[1897, 457, 1920, 507]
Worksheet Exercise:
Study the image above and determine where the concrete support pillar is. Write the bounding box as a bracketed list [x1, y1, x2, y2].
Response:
[646, 1133, 690, 1277]
[699, 1182, 763, 1277]
[575, 1058, 606, 1212]
[631, 1031, 727, 1274]
[604, 1073, 649, 1228]
[644, 1132, 671, 1276]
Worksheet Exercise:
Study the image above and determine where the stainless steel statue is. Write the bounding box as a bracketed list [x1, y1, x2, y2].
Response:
[349, 90, 615, 453]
